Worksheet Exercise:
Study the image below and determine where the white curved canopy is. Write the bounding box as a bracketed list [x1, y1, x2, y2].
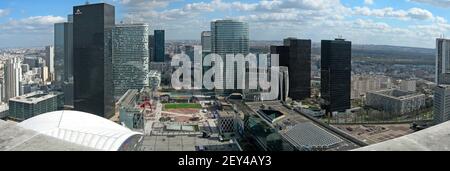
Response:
[18, 110, 142, 151]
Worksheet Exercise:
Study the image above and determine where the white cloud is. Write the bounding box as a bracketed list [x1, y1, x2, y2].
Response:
[353, 6, 433, 20]
[364, 0, 374, 5]
[110, 0, 448, 48]
[0, 9, 10, 17]
[118, 0, 175, 9]
[410, 0, 450, 7]
[1, 0, 449, 48]
[0, 16, 65, 33]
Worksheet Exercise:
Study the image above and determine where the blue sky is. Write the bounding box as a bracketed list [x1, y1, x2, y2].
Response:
[1, 0, 450, 48]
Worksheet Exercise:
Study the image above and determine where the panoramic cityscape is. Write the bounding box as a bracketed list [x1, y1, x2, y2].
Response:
[0, 0, 450, 153]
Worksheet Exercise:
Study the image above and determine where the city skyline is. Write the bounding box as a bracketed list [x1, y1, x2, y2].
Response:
[1, 1, 450, 153]
[2, 0, 450, 48]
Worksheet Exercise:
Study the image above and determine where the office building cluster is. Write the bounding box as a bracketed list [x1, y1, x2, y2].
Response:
[2, 1, 450, 152]
[0, 2, 355, 123]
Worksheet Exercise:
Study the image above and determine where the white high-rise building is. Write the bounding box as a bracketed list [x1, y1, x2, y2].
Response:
[4, 58, 23, 100]
[45, 46, 55, 81]
[436, 38, 450, 84]
[434, 85, 450, 124]
[45, 45, 55, 82]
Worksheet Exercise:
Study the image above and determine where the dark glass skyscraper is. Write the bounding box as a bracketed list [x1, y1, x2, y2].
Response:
[271, 38, 311, 100]
[321, 39, 351, 113]
[270, 46, 290, 67]
[54, 15, 73, 106]
[154, 30, 165, 62]
[73, 3, 115, 118]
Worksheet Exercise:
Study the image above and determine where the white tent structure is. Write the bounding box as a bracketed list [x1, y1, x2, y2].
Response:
[18, 111, 143, 151]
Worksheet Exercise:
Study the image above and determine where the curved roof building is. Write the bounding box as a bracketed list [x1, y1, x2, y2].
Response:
[17, 111, 143, 151]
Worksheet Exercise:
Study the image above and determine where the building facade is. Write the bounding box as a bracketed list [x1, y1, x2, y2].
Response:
[211, 20, 249, 94]
[351, 74, 392, 99]
[366, 89, 426, 115]
[201, 31, 212, 55]
[44, 45, 55, 82]
[148, 35, 154, 64]
[112, 24, 149, 99]
[270, 38, 311, 100]
[321, 39, 352, 113]
[434, 85, 450, 124]
[4, 58, 22, 101]
[8, 91, 59, 121]
[436, 38, 450, 84]
[0, 103, 8, 119]
[400, 79, 417, 92]
[154, 30, 165, 62]
[117, 89, 145, 130]
[54, 15, 74, 106]
[73, 3, 115, 118]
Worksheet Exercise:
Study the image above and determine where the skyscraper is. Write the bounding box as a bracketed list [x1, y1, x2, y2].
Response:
[201, 31, 212, 92]
[42, 66, 49, 85]
[112, 24, 149, 99]
[270, 38, 311, 100]
[154, 30, 165, 62]
[54, 23, 65, 85]
[201, 31, 212, 55]
[321, 39, 352, 113]
[44, 45, 54, 82]
[436, 38, 450, 84]
[270, 46, 290, 67]
[148, 35, 154, 62]
[434, 85, 450, 124]
[4, 58, 22, 101]
[54, 15, 73, 106]
[73, 3, 115, 118]
[211, 20, 249, 94]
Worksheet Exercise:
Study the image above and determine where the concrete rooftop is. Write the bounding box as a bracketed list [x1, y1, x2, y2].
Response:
[355, 121, 450, 151]
[0, 120, 96, 151]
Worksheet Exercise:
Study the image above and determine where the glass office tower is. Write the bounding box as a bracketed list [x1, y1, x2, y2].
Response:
[321, 39, 352, 114]
[211, 20, 249, 95]
[112, 24, 150, 99]
[436, 38, 450, 84]
[73, 3, 115, 118]
[271, 38, 311, 101]
[154, 30, 165, 62]
[54, 15, 73, 106]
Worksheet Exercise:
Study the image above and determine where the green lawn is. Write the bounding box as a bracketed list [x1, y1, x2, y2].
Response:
[164, 103, 202, 109]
